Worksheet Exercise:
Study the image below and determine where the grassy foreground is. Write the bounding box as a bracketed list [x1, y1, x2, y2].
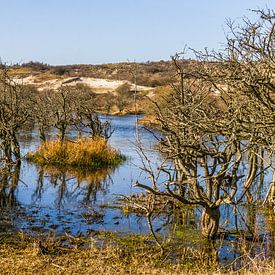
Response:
[27, 138, 125, 170]
[0, 232, 274, 275]
[0, 233, 193, 275]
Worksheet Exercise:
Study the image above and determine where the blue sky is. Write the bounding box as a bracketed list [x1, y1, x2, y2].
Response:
[0, 0, 274, 65]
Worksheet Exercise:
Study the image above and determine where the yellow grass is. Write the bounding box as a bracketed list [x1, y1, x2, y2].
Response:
[8, 67, 33, 76]
[0, 232, 274, 275]
[33, 72, 63, 82]
[40, 164, 111, 184]
[27, 137, 125, 170]
[0, 242, 180, 275]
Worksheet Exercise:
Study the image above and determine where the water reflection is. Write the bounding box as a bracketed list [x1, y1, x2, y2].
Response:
[264, 209, 275, 256]
[15, 115, 159, 235]
[0, 163, 20, 208]
[0, 163, 28, 234]
[32, 166, 113, 207]
[2, 114, 271, 267]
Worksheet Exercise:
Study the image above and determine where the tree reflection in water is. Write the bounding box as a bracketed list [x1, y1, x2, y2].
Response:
[0, 163, 23, 233]
[32, 166, 113, 208]
[0, 163, 21, 208]
[264, 209, 275, 257]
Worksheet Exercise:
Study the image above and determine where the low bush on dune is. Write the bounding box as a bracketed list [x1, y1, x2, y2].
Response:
[27, 137, 125, 170]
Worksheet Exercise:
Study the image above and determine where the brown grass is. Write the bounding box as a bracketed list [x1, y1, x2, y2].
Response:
[0, 232, 274, 275]
[33, 72, 63, 82]
[8, 67, 33, 76]
[0, 233, 197, 275]
[27, 137, 125, 170]
[0, 245, 180, 275]
[0, 232, 275, 275]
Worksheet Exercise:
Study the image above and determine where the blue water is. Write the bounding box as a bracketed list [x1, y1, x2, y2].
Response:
[14, 115, 164, 235]
[1, 115, 273, 264]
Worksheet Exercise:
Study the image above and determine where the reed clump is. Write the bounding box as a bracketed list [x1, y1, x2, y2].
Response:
[27, 137, 125, 170]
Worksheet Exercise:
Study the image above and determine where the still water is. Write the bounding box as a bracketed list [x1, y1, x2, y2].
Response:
[15, 115, 163, 235]
[1, 115, 274, 264]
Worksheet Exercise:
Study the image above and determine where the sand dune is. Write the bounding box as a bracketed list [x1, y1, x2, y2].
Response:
[14, 75, 154, 94]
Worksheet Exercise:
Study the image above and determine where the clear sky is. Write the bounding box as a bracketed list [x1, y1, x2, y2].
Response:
[0, 0, 274, 65]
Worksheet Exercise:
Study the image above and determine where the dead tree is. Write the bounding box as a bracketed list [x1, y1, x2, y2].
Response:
[189, 8, 275, 206]
[0, 66, 34, 163]
[34, 90, 55, 142]
[73, 86, 114, 140]
[138, 79, 263, 239]
[136, 9, 274, 239]
[49, 86, 76, 142]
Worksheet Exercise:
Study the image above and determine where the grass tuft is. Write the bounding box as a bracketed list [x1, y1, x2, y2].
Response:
[27, 137, 125, 170]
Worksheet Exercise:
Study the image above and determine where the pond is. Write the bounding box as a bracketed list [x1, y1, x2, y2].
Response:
[1, 115, 274, 265]
[2, 115, 165, 235]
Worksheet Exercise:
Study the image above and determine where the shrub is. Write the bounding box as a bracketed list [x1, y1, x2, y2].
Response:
[26, 138, 125, 170]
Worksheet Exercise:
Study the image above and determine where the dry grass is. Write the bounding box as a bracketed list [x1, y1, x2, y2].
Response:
[0, 233, 199, 275]
[8, 67, 33, 76]
[0, 245, 181, 275]
[0, 232, 274, 274]
[27, 137, 125, 170]
[224, 257, 275, 275]
[33, 72, 63, 82]
[40, 164, 111, 183]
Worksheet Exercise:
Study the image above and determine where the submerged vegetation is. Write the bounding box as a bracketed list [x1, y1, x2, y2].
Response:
[27, 138, 125, 170]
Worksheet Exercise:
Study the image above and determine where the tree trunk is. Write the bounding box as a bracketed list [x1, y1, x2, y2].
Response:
[3, 140, 12, 162]
[11, 133, 21, 164]
[2, 131, 12, 162]
[39, 125, 46, 142]
[269, 183, 275, 204]
[201, 206, 220, 239]
[58, 126, 66, 142]
[266, 174, 275, 208]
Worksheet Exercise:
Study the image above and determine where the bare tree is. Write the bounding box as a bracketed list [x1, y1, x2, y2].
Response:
[34, 89, 55, 142]
[0, 66, 35, 163]
[189, 8, 275, 206]
[72, 85, 114, 139]
[135, 9, 274, 238]
[49, 86, 77, 142]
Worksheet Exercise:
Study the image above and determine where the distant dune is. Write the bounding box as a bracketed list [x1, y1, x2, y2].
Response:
[14, 75, 154, 93]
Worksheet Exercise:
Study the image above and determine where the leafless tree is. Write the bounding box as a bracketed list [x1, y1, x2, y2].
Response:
[71, 85, 114, 139]
[48, 86, 77, 142]
[134, 8, 274, 238]
[0, 66, 35, 163]
[189, 8, 275, 206]
[34, 89, 55, 142]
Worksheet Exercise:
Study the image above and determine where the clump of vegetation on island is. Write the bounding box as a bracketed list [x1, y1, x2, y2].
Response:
[27, 138, 125, 170]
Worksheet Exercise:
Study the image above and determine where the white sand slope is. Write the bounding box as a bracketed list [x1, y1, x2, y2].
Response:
[14, 76, 154, 94]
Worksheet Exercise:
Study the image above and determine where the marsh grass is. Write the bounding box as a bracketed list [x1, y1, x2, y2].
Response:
[0, 231, 274, 274]
[27, 137, 125, 170]
[0, 232, 213, 274]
